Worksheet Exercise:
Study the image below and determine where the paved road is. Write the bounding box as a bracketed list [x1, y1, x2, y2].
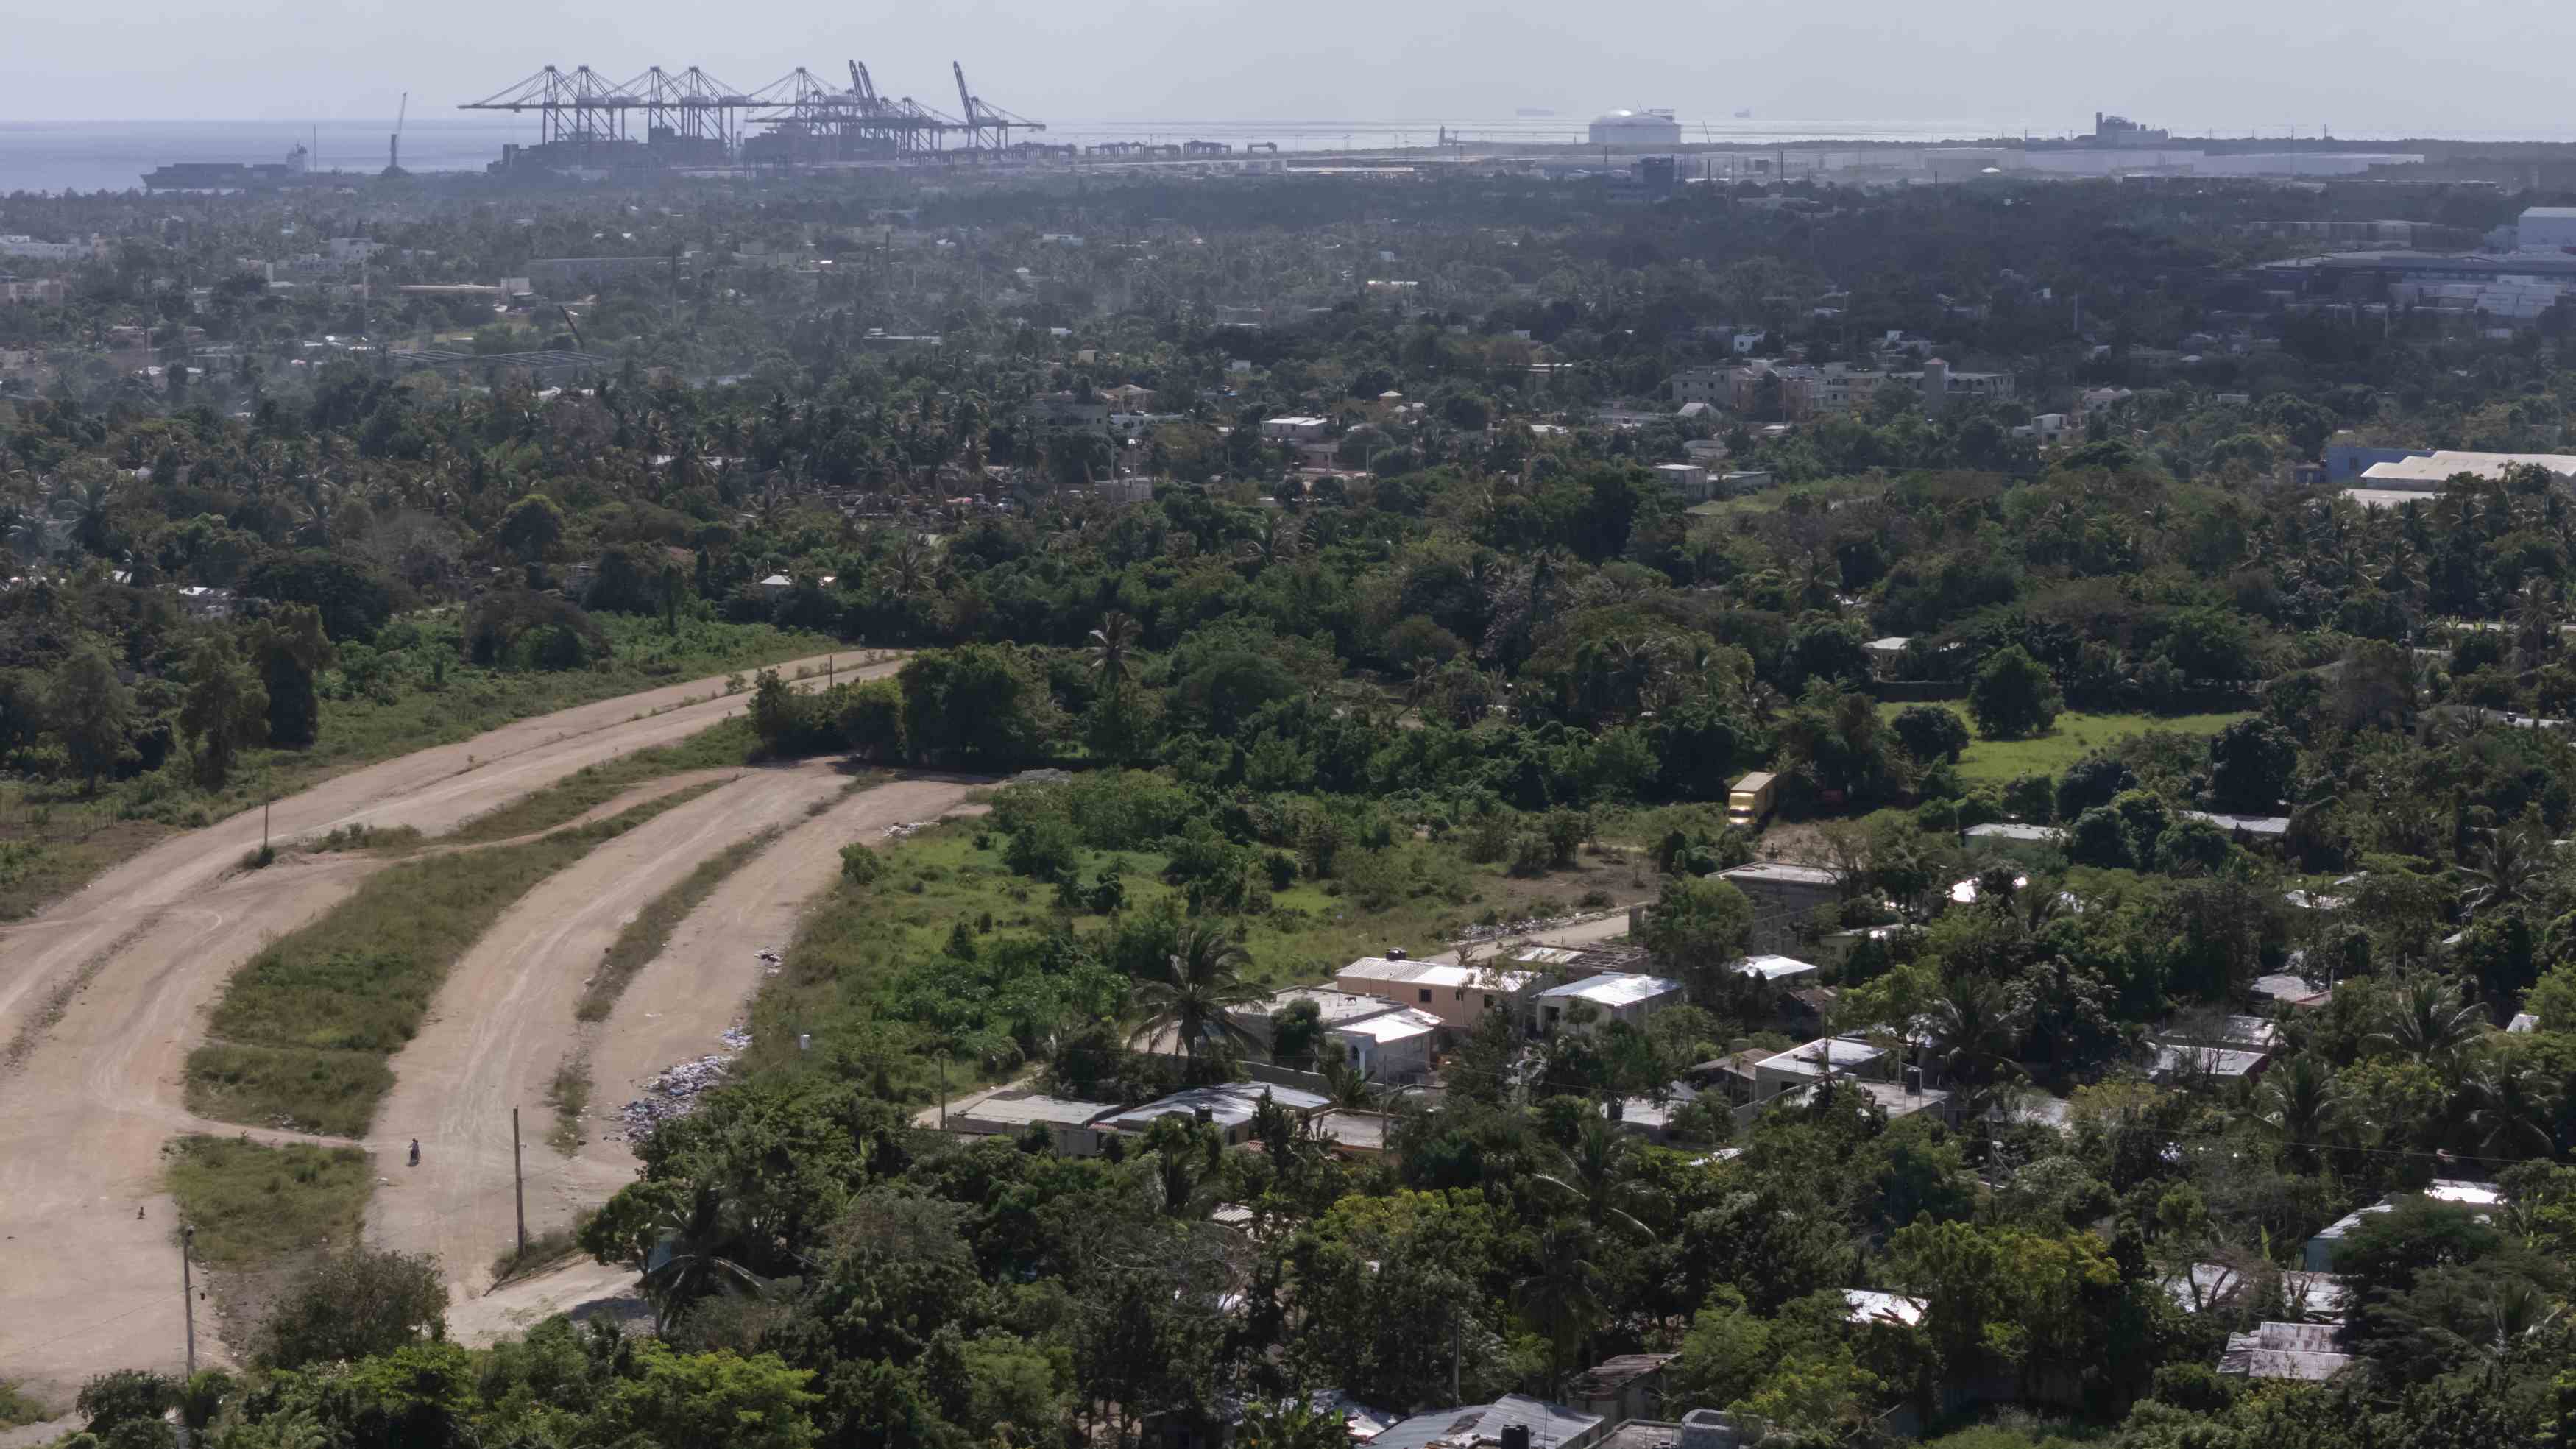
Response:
[0, 652, 886, 1396]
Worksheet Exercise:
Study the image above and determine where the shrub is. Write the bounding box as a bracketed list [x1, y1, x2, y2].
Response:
[77, 1370, 173, 1434]
[839, 842, 885, 885]
[254, 1246, 447, 1369]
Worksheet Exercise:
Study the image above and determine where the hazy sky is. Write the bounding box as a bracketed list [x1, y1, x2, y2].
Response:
[5, 0, 2574, 138]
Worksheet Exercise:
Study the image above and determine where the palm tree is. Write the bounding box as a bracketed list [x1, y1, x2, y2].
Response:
[639, 1185, 763, 1333]
[1088, 612, 1140, 693]
[2371, 976, 2486, 1068]
[1516, 1222, 1608, 1389]
[877, 538, 937, 596]
[2459, 1060, 2560, 1160]
[1531, 1118, 1667, 1241]
[2254, 1053, 2343, 1168]
[2508, 575, 2560, 669]
[1128, 923, 1266, 1063]
[2460, 819, 2550, 919]
[1919, 974, 2026, 1096]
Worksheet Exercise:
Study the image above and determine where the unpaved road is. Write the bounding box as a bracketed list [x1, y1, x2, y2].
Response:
[0, 652, 886, 1396]
[576, 776, 986, 1180]
[367, 761, 864, 1293]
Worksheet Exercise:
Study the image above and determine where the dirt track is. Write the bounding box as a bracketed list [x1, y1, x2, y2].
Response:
[366, 761, 866, 1292]
[0, 652, 884, 1395]
[576, 776, 986, 1179]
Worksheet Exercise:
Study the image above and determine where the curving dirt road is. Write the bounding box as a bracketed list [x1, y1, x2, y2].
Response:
[575, 776, 986, 1180]
[366, 760, 866, 1293]
[0, 652, 888, 1396]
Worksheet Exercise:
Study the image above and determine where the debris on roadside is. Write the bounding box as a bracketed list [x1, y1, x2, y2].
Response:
[606, 1026, 753, 1143]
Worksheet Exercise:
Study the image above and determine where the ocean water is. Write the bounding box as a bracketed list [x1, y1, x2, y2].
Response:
[0, 118, 538, 194]
[10, 114, 2576, 195]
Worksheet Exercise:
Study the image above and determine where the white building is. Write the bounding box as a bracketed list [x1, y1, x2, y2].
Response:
[1752, 1036, 1888, 1097]
[1733, 954, 1822, 987]
[1334, 957, 1536, 1032]
[1097, 1082, 1331, 1146]
[1261, 415, 1330, 443]
[1588, 109, 1682, 147]
[1328, 1006, 1444, 1080]
[1534, 971, 1686, 1033]
[2517, 206, 2576, 254]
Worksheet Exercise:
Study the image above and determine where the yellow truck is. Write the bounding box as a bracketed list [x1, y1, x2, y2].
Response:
[1727, 770, 1777, 829]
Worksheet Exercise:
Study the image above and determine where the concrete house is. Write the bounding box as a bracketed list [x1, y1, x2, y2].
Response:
[1334, 957, 1536, 1032]
[1535, 971, 1686, 1034]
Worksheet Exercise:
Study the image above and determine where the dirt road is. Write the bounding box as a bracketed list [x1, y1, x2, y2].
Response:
[0, 652, 887, 1395]
[576, 776, 986, 1179]
[367, 762, 867, 1292]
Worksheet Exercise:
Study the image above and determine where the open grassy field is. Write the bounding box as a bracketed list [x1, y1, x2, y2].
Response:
[162, 1134, 375, 1267]
[741, 820, 1654, 1095]
[1877, 702, 2250, 782]
[184, 782, 721, 1136]
[0, 614, 839, 922]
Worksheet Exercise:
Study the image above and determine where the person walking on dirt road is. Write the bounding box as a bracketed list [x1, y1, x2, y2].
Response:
[408, 1138, 420, 1167]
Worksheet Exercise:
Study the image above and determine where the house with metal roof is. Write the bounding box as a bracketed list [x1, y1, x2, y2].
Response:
[1334, 957, 1538, 1032]
[1368, 1395, 1607, 1449]
[1097, 1082, 1331, 1146]
[1536, 972, 1687, 1033]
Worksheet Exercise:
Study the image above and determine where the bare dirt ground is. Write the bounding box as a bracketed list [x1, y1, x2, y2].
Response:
[0, 652, 884, 1398]
[366, 760, 863, 1294]
[574, 776, 987, 1178]
[444, 1258, 651, 1347]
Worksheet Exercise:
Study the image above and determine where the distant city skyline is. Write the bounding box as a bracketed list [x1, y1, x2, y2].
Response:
[3, 0, 2573, 138]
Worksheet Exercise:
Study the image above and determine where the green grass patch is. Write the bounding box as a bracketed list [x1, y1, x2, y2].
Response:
[545, 1056, 592, 1155]
[185, 782, 721, 1136]
[438, 718, 760, 847]
[577, 822, 782, 1022]
[0, 1379, 49, 1429]
[740, 820, 1561, 1097]
[489, 1221, 587, 1287]
[1877, 702, 2249, 782]
[162, 1133, 374, 1268]
[0, 614, 832, 921]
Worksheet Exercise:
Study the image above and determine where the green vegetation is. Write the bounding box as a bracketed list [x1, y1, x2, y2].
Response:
[185, 782, 721, 1135]
[0, 1379, 48, 1429]
[545, 1055, 593, 1155]
[743, 812, 1617, 1090]
[489, 1222, 587, 1287]
[0, 615, 833, 921]
[30, 159, 2576, 1449]
[161, 1133, 373, 1268]
[1875, 702, 2251, 782]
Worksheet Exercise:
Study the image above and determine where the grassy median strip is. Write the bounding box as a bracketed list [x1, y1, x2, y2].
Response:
[163, 1133, 374, 1266]
[576, 825, 779, 1024]
[434, 717, 757, 848]
[184, 782, 723, 1136]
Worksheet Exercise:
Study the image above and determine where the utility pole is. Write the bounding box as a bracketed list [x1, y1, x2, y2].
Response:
[181, 1225, 197, 1377]
[938, 1052, 949, 1128]
[262, 794, 271, 854]
[511, 1107, 527, 1257]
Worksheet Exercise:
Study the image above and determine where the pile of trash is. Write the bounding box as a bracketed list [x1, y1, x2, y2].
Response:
[883, 820, 935, 840]
[606, 1026, 753, 1143]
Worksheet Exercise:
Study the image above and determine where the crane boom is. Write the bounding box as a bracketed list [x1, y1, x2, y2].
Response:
[952, 61, 977, 142]
[387, 91, 410, 175]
